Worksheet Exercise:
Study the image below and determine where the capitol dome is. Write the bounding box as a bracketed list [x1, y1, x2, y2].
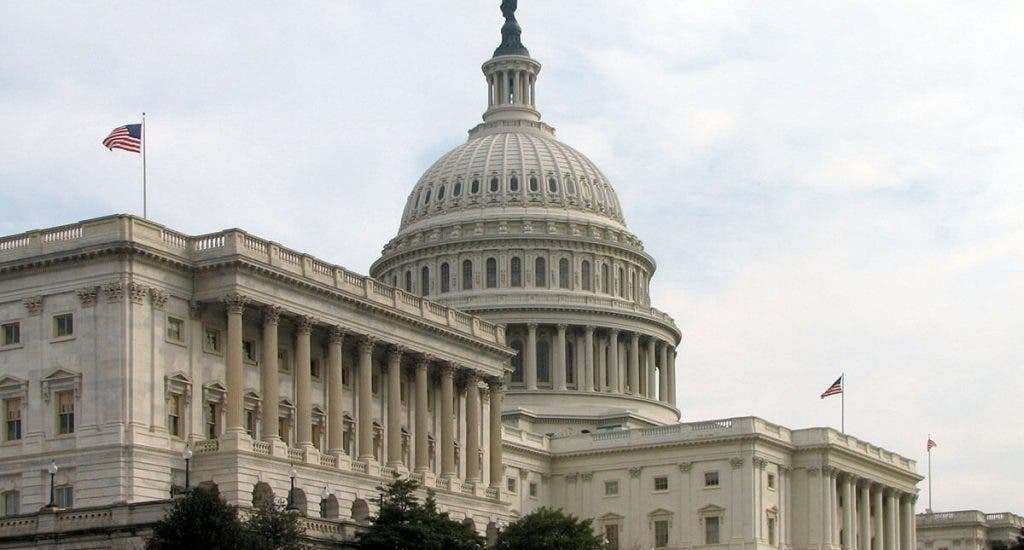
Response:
[372, 2, 681, 430]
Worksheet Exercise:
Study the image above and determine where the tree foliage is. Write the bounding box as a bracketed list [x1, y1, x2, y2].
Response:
[356, 478, 485, 550]
[494, 507, 606, 550]
[147, 485, 305, 550]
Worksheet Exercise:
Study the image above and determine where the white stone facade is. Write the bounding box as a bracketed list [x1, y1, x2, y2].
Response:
[917, 511, 1023, 550]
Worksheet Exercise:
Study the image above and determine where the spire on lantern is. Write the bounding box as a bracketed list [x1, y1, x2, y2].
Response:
[493, 0, 529, 58]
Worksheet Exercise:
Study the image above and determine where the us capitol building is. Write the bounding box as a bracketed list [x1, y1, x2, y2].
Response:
[0, 4, 923, 549]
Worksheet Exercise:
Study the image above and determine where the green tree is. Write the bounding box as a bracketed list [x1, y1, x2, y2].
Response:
[147, 485, 245, 550]
[494, 507, 606, 550]
[356, 478, 485, 550]
[242, 498, 306, 550]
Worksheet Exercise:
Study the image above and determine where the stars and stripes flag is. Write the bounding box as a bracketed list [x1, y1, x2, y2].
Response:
[102, 124, 142, 153]
[820, 375, 843, 398]
[927, 438, 937, 451]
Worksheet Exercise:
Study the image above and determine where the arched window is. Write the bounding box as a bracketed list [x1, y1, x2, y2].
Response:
[489, 177, 499, 193]
[558, 258, 570, 289]
[420, 266, 430, 296]
[529, 177, 538, 192]
[424, 188, 432, 204]
[440, 263, 450, 293]
[471, 179, 480, 194]
[602, 264, 610, 293]
[453, 181, 462, 196]
[581, 260, 592, 291]
[486, 258, 497, 288]
[567, 178, 577, 195]
[510, 339, 524, 383]
[404, 270, 412, 293]
[417, 191, 424, 207]
[462, 259, 473, 290]
[547, 177, 558, 193]
[565, 341, 575, 385]
[509, 177, 519, 192]
[534, 257, 547, 288]
[618, 267, 626, 298]
[510, 257, 522, 287]
[537, 339, 550, 384]
[437, 185, 446, 200]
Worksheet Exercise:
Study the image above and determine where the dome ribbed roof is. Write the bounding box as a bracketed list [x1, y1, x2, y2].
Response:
[398, 129, 626, 234]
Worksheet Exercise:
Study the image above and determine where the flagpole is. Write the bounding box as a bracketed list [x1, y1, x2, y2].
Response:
[841, 373, 845, 434]
[141, 112, 147, 219]
[928, 434, 933, 511]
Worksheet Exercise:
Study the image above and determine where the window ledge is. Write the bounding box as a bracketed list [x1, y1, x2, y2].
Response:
[203, 348, 224, 357]
[703, 485, 721, 490]
[49, 336, 76, 344]
[0, 344, 24, 352]
[165, 338, 188, 349]
[1, 439, 23, 447]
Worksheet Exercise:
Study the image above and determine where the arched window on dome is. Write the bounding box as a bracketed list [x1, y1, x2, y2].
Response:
[510, 257, 522, 287]
[440, 263, 450, 293]
[421, 266, 430, 297]
[534, 257, 547, 288]
[558, 258, 570, 289]
[424, 188, 432, 204]
[581, 260, 592, 291]
[437, 185, 446, 200]
[486, 258, 497, 288]
[453, 181, 462, 196]
[462, 260, 473, 291]
[530, 177, 540, 192]
[404, 270, 412, 293]
[417, 190, 424, 208]
[537, 338, 551, 385]
[510, 339, 524, 383]
[509, 177, 519, 192]
[565, 340, 575, 386]
[567, 178, 577, 195]
[547, 177, 558, 193]
[618, 267, 626, 298]
[601, 264, 610, 294]
[471, 179, 480, 194]
[580, 179, 591, 200]
[489, 177, 499, 193]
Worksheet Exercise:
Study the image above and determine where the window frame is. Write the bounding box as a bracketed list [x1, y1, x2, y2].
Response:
[54, 485, 73, 509]
[203, 326, 223, 355]
[55, 389, 75, 435]
[1, 490, 18, 517]
[51, 312, 74, 341]
[704, 470, 720, 488]
[0, 321, 21, 348]
[653, 475, 669, 492]
[165, 316, 186, 346]
[242, 339, 259, 364]
[534, 257, 547, 288]
[510, 257, 522, 287]
[704, 515, 721, 545]
[4, 397, 22, 442]
[604, 480, 619, 496]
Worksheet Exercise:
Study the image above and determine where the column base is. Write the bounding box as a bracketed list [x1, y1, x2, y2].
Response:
[269, 438, 290, 458]
[417, 470, 436, 489]
[301, 444, 319, 465]
[359, 457, 381, 477]
[221, 429, 253, 452]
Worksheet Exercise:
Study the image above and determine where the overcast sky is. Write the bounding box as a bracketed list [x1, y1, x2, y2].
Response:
[1, 2, 1021, 513]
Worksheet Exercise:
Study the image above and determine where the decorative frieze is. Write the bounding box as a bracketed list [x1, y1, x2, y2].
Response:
[149, 287, 168, 309]
[127, 282, 148, 305]
[103, 281, 125, 303]
[222, 293, 249, 314]
[263, 305, 281, 326]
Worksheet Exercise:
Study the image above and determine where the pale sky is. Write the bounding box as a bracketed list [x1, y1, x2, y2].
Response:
[1, 2, 1021, 513]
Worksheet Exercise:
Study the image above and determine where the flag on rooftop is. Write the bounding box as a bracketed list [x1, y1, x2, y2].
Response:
[820, 375, 843, 399]
[102, 124, 142, 153]
[927, 438, 937, 451]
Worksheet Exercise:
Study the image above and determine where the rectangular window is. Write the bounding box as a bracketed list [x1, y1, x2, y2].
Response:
[768, 517, 777, 546]
[1, 322, 20, 346]
[166, 317, 185, 343]
[506, 477, 517, 494]
[705, 516, 720, 544]
[400, 380, 408, 404]
[604, 480, 619, 496]
[529, 482, 538, 498]
[5, 398, 22, 441]
[167, 394, 181, 437]
[312, 422, 322, 451]
[310, 358, 321, 379]
[243, 340, 258, 363]
[605, 524, 620, 550]
[54, 486, 73, 509]
[655, 520, 669, 547]
[653, 476, 669, 491]
[204, 328, 221, 353]
[342, 365, 351, 386]
[245, 410, 257, 438]
[704, 471, 720, 487]
[52, 313, 73, 338]
[206, 402, 219, 439]
[279, 417, 290, 445]
[371, 371, 379, 395]
[768, 473, 776, 490]
[56, 390, 75, 434]
[278, 349, 291, 373]
[2, 490, 19, 517]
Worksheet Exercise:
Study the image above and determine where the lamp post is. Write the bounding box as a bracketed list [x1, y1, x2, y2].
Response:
[286, 466, 298, 512]
[46, 461, 58, 508]
[182, 447, 193, 491]
[320, 486, 330, 517]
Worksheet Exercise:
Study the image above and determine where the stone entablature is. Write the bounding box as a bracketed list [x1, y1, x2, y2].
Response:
[0, 215, 507, 352]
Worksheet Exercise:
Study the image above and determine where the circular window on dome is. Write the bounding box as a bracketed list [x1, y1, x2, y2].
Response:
[510, 177, 519, 192]
[547, 177, 558, 193]
[453, 181, 463, 196]
[530, 177, 539, 192]
[471, 179, 480, 194]
[437, 185, 446, 200]
[489, 177, 499, 193]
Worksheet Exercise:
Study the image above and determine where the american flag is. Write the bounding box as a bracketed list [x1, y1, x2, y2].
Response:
[102, 124, 142, 153]
[927, 438, 937, 451]
[820, 375, 843, 398]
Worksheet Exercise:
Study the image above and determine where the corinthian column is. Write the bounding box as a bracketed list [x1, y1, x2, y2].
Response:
[525, 324, 538, 390]
[843, 475, 855, 550]
[294, 316, 313, 448]
[261, 306, 281, 442]
[658, 341, 669, 402]
[900, 495, 913, 550]
[668, 347, 678, 407]
[465, 372, 481, 482]
[223, 293, 248, 433]
[628, 332, 640, 396]
[859, 481, 871, 550]
[646, 337, 656, 398]
[596, 335, 607, 391]
[607, 329, 620, 393]
[386, 346, 404, 468]
[414, 357, 429, 473]
[873, 485, 885, 550]
[440, 364, 455, 477]
[327, 326, 345, 455]
[554, 324, 567, 391]
[488, 377, 504, 488]
[357, 337, 375, 461]
[583, 325, 595, 391]
[884, 490, 897, 550]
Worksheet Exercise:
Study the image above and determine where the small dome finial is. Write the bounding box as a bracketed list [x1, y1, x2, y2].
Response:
[493, 0, 529, 57]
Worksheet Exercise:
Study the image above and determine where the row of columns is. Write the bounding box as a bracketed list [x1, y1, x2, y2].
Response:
[819, 467, 916, 550]
[517, 323, 677, 406]
[488, 68, 536, 108]
[221, 293, 505, 487]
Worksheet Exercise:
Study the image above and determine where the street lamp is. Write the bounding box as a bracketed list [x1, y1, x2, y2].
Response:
[46, 461, 58, 508]
[182, 446, 193, 491]
[286, 466, 298, 512]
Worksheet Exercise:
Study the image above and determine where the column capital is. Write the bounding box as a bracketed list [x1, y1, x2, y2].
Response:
[329, 325, 346, 344]
[486, 376, 505, 391]
[584, 324, 595, 333]
[358, 336, 376, 354]
[609, 327, 620, 336]
[526, 322, 538, 331]
[222, 292, 249, 314]
[556, 323, 567, 332]
[386, 345, 405, 362]
[753, 456, 768, 469]
[630, 331, 640, 341]
[263, 305, 282, 326]
[294, 315, 314, 334]
[439, 362, 455, 376]
[415, 354, 433, 368]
